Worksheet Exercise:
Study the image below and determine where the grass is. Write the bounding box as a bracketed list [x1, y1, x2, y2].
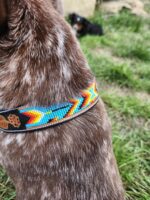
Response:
[101, 92, 150, 119]
[81, 53, 150, 92]
[113, 130, 150, 200]
[81, 9, 150, 200]
[0, 8, 150, 200]
[0, 171, 15, 200]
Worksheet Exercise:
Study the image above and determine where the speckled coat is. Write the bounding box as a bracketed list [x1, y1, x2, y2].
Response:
[0, 0, 125, 199]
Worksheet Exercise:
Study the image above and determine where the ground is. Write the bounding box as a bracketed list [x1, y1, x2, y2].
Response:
[0, 8, 150, 200]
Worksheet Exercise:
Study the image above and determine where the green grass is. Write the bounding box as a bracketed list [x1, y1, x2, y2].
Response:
[80, 52, 150, 92]
[0, 170, 15, 200]
[101, 92, 150, 119]
[80, 10, 150, 93]
[102, 92, 150, 200]
[113, 130, 150, 200]
[0, 8, 150, 200]
[83, 8, 150, 200]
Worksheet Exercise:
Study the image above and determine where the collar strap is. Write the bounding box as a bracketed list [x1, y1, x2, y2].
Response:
[0, 82, 99, 133]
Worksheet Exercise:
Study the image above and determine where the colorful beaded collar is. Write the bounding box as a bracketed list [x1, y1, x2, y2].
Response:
[0, 82, 99, 133]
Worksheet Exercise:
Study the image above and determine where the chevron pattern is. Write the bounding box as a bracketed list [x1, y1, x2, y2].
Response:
[0, 82, 98, 132]
[20, 82, 98, 129]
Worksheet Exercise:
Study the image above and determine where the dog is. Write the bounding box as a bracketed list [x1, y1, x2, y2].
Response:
[69, 13, 104, 37]
[51, 0, 64, 16]
[0, 0, 125, 199]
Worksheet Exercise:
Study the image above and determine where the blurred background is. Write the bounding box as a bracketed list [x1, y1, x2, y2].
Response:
[0, 0, 150, 199]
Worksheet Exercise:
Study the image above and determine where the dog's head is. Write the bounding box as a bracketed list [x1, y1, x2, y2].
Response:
[69, 13, 89, 36]
[69, 13, 86, 26]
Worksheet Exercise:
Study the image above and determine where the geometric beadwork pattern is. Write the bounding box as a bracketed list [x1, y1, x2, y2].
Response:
[0, 82, 99, 133]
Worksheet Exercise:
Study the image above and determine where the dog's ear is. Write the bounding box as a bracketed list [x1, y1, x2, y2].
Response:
[50, 0, 64, 16]
[69, 13, 76, 24]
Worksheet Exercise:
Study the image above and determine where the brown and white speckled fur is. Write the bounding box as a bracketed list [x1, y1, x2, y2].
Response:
[0, 0, 125, 199]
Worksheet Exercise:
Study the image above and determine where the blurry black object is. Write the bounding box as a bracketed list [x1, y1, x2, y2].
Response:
[69, 13, 104, 37]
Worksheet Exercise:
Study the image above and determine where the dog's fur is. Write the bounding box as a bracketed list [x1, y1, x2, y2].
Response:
[0, 0, 125, 199]
[51, 0, 64, 16]
[69, 13, 104, 37]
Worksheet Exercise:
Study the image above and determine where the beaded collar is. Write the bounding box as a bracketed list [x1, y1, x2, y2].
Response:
[0, 82, 99, 133]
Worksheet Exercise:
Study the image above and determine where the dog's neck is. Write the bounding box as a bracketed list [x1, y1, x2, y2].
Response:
[0, 0, 93, 110]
